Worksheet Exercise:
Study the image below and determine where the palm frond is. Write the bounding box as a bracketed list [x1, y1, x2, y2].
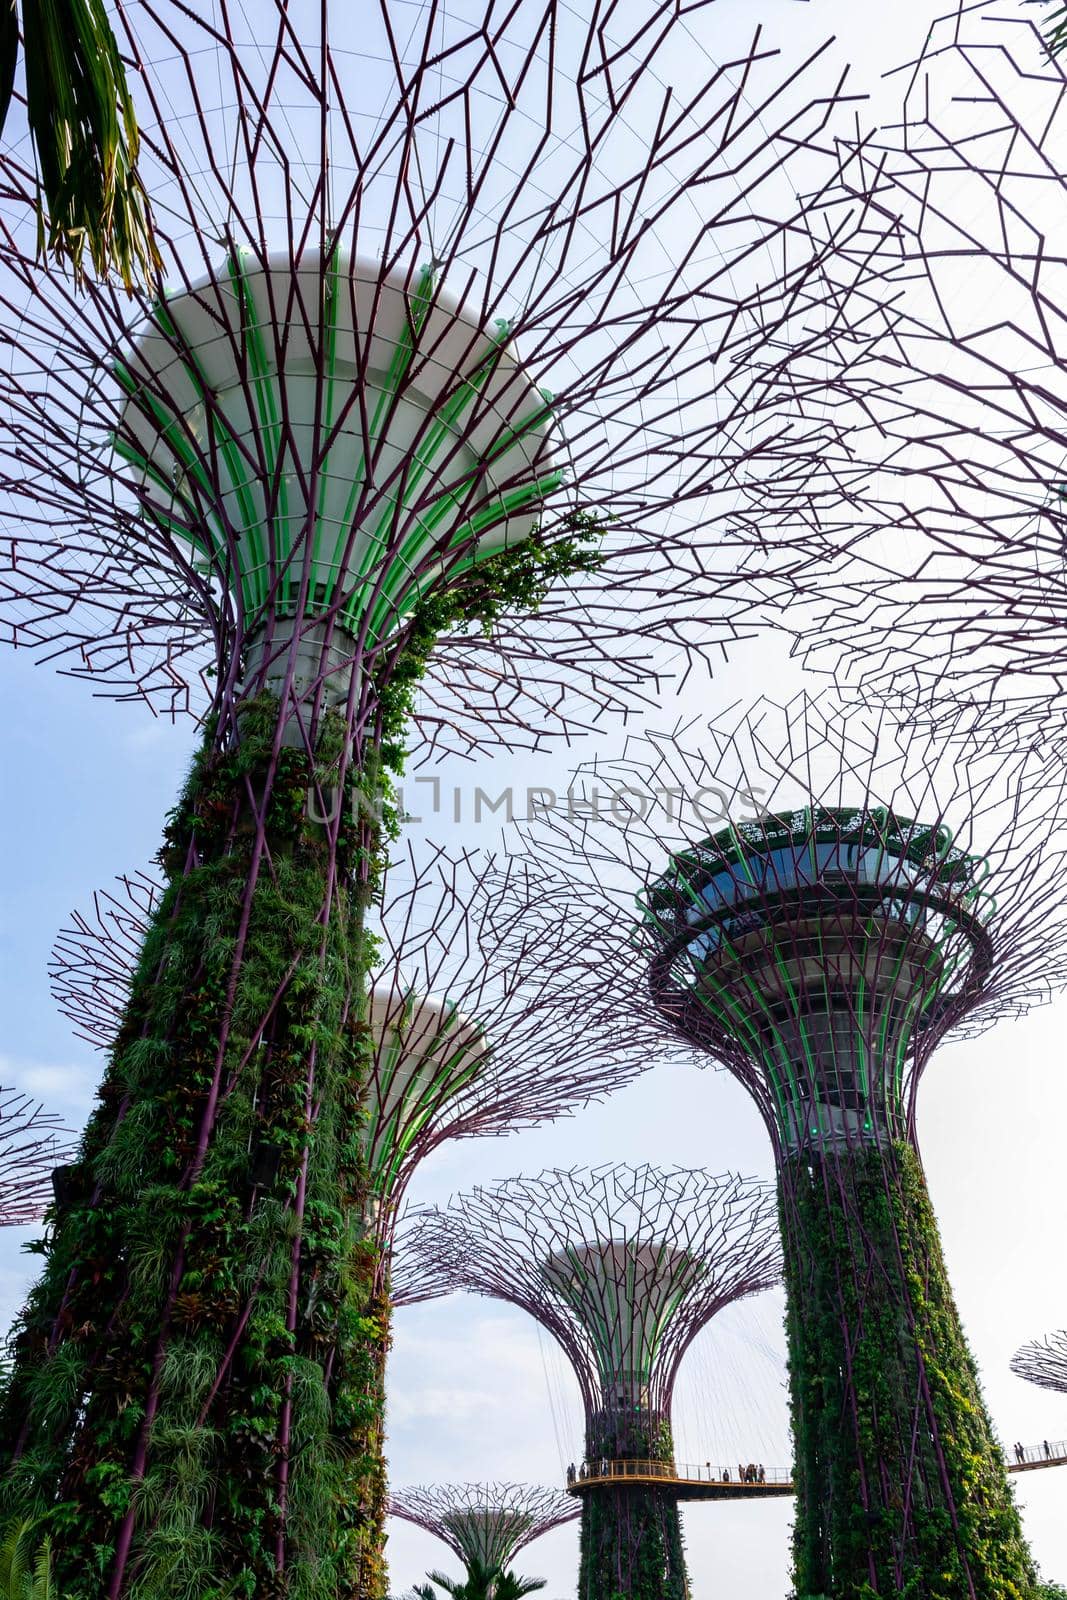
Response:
[20, 0, 161, 290]
[1034, 0, 1067, 56]
[423, 1572, 465, 1598]
[0, 1519, 33, 1594]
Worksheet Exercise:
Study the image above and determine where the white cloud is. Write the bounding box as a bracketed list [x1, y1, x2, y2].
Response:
[0, 1054, 95, 1125]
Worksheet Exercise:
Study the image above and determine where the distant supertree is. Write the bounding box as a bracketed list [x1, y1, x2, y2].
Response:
[0, 1090, 72, 1229]
[49, 845, 666, 1262]
[1012, 1333, 1067, 1397]
[390, 1482, 576, 1594]
[0, 5, 886, 1593]
[522, 692, 1067, 1598]
[42, 841, 671, 1581]
[407, 1165, 780, 1600]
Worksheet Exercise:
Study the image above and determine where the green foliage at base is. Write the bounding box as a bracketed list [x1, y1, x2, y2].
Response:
[783, 1140, 1037, 1600]
[577, 1412, 687, 1600]
[353, 1283, 392, 1600]
[0, 702, 384, 1597]
[413, 1558, 545, 1599]
[0, 1520, 66, 1598]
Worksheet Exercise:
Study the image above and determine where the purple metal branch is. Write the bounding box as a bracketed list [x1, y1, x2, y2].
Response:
[48, 844, 677, 1258]
[1011, 1331, 1067, 1396]
[781, 4, 1067, 739]
[0, 1089, 74, 1227]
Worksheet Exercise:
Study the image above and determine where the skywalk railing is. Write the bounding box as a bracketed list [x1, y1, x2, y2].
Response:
[566, 1439, 1067, 1495]
[567, 1459, 790, 1488]
[1008, 1437, 1067, 1469]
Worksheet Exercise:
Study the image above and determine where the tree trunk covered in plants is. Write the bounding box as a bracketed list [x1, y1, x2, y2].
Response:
[0, 698, 387, 1599]
[355, 1284, 392, 1600]
[781, 1140, 1036, 1600]
[577, 1410, 687, 1600]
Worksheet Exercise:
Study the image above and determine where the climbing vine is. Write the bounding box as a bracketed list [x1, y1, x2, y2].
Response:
[782, 1141, 1038, 1600]
[373, 516, 604, 784]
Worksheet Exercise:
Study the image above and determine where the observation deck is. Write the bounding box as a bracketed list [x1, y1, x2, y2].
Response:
[565, 1439, 1067, 1501]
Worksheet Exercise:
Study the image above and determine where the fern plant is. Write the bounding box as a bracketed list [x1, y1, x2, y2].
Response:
[0, 1521, 66, 1599]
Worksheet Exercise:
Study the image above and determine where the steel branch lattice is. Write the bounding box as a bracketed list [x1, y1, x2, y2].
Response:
[0, 1089, 72, 1228]
[389, 1482, 578, 1573]
[784, 3, 1067, 742]
[406, 1163, 780, 1429]
[49, 872, 163, 1051]
[0, 0, 891, 760]
[1011, 1331, 1067, 1396]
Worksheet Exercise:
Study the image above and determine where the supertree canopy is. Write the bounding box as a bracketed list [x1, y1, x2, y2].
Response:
[1012, 1332, 1067, 1397]
[522, 691, 1067, 1599]
[39, 839, 669, 1590]
[0, 6, 887, 1594]
[389, 1482, 577, 1589]
[0, 1089, 72, 1229]
[778, 3, 1067, 745]
[406, 1164, 780, 1600]
[0, 3, 883, 750]
[642, 807, 992, 1156]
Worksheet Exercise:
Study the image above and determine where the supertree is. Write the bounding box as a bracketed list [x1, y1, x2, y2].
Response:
[519, 691, 1067, 1599]
[0, 1090, 73, 1229]
[405, 1164, 780, 1600]
[1012, 1333, 1067, 1398]
[389, 1482, 576, 1596]
[0, 3, 889, 1592]
[41, 838, 672, 1587]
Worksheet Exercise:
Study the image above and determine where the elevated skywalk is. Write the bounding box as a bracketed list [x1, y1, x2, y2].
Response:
[565, 1438, 1067, 1502]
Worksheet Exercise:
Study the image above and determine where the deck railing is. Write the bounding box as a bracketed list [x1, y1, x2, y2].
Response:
[567, 1458, 790, 1488]
[1008, 1437, 1067, 1469]
[566, 1439, 1067, 1494]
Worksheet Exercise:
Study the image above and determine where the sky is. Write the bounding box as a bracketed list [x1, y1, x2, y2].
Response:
[2, 2, 1067, 1597]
